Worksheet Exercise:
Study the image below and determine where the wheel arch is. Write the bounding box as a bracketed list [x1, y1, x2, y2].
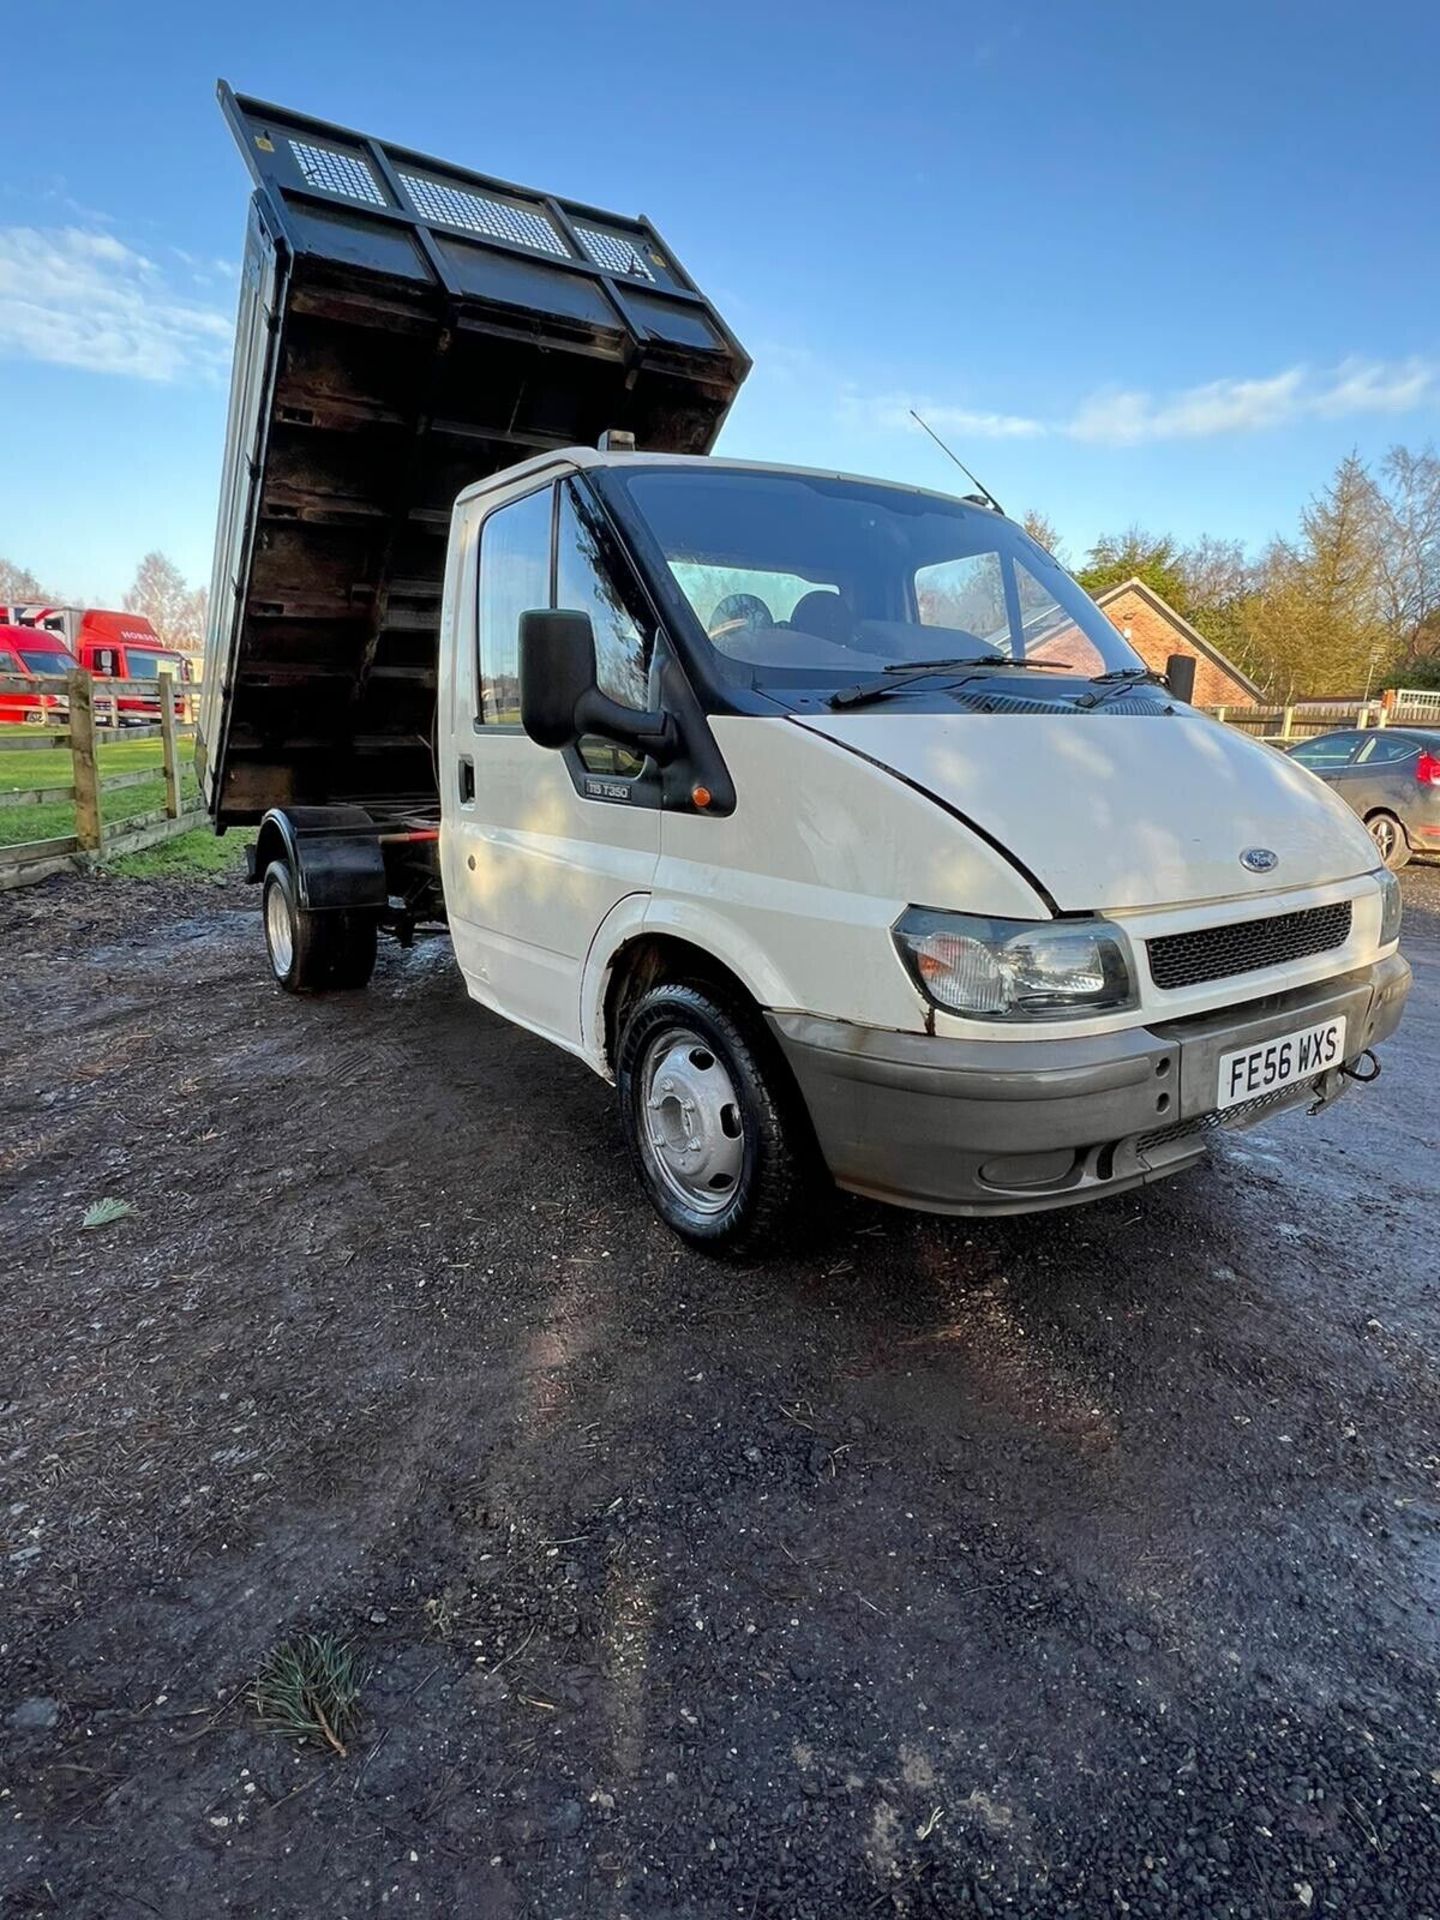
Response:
[580, 897, 800, 1076]
[251, 805, 387, 913]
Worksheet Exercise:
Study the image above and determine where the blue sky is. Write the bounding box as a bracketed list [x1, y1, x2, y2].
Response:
[2, 0, 1438, 603]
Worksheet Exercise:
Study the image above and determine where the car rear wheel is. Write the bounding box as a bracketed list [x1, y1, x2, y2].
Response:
[1366, 811, 1411, 870]
[616, 982, 826, 1255]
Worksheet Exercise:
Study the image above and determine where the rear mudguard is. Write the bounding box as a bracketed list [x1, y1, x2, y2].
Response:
[248, 806, 387, 913]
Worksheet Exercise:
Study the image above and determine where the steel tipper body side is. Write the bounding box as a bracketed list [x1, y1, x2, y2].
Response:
[199, 82, 748, 832]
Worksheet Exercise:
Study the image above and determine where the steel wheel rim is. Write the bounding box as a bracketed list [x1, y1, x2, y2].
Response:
[1370, 816, 1397, 861]
[638, 1024, 745, 1215]
[265, 881, 295, 977]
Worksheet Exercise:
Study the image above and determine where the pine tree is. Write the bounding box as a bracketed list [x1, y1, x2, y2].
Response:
[1293, 454, 1387, 692]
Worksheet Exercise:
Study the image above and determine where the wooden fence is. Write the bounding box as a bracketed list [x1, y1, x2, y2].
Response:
[0, 671, 206, 890]
[1201, 700, 1385, 742]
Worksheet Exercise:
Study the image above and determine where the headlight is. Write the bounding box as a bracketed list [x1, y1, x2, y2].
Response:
[1376, 868, 1403, 947]
[893, 908, 1138, 1020]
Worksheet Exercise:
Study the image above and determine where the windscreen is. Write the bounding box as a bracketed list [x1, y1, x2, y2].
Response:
[126, 653, 184, 681]
[621, 467, 1145, 691]
[18, 650, 78, 676]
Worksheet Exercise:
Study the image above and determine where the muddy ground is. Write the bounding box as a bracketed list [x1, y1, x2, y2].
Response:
[2, 864, 1438, 1919]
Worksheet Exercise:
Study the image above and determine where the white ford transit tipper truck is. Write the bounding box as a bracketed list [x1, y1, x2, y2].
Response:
[201, 88, 1411, 1252]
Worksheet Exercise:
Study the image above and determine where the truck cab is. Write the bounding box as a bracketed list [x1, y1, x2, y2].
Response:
[0, 624, 77, 726]
[421, 449, 1409, 1244]
[76, 613, 187, 725]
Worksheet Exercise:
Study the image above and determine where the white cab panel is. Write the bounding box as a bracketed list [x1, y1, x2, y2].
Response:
[651, 717, 1047, 1035]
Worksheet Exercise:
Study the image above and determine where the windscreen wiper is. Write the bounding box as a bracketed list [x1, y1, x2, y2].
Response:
[1077, 667, 1171, 712]
[830, 656, 1075, 711]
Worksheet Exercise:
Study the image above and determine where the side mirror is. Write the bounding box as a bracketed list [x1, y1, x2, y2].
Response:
[1165, 652, 1197, 704]
[518, 608, 680, 764]
[519, 608, 597, 748]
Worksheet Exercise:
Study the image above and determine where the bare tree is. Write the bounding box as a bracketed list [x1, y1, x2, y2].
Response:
[1177, 535, 1251, 613]
[1375, 444, 1440, 672]
[1020, 509, 1063, 561]
[124, 551, 208, 653]
[0, 557, 58, 607]
[1169, 534, 1257, 671]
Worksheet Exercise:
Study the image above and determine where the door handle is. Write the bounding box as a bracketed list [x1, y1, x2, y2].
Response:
[458, 754, 475, 803]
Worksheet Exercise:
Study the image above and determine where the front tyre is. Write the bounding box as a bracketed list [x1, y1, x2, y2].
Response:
[616, 983, 824, 1255]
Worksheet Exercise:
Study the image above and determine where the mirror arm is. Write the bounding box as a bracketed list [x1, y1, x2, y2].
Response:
[573, 688, 682, 766]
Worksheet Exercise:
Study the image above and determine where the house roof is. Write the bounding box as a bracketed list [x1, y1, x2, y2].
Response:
[1093, 577, 1263, 700]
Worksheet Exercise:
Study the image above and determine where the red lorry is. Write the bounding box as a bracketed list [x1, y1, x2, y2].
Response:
[2, 606, 189, 724]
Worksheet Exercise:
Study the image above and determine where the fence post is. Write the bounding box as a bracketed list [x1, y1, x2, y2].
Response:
[1356, 705, 1369, 729]
[1281, 705, 1295, 740]
[1215, 706, 1228, 724]
[160, 677, 181, 819]
[68, 670, 103, 856]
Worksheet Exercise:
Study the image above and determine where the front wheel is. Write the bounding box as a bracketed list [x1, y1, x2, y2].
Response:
[616, 982, 826, 1255]
[1367, 812, 1411, 870]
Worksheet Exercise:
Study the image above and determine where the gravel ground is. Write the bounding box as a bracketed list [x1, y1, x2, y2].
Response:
[2, 863, 1438, 1919]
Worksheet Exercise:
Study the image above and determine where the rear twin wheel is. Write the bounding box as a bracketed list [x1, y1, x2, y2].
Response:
[261, 859, 377, 993]
[616, 982, 825, 1254]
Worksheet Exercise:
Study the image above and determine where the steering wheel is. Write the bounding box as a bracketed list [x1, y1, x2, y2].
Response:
[708, 593, 773, 644]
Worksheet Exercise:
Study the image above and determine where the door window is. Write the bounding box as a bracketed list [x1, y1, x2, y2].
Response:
[476, 486, 554, 724]
[1289, 732, 1364, 769]
[1356, 733, 1421, 765]
[556, 481, 655, 775]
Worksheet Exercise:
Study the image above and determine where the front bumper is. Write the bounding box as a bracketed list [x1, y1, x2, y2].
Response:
[769, 951, 1411, 1217]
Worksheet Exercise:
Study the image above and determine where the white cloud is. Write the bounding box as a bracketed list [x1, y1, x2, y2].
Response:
[1308, 355, 1435, 418]
[842, 387, 1046, 440]
[1065, 359, 1436, 445]
[0, 225, 233, 383]
[1066, 368, 1307, 443]
[844, 357, 1438, 450]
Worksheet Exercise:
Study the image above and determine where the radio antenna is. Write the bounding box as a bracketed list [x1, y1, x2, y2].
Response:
[909, 409, 1006, 515]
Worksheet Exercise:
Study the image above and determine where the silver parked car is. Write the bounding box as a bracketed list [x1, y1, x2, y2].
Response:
[1286, 727, 1440, 868]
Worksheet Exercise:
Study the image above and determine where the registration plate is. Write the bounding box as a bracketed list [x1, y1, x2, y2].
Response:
[1217, 1016, 1346, 1110]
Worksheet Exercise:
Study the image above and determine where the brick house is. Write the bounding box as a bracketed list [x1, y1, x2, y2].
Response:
[1093, 578, 1261, 706]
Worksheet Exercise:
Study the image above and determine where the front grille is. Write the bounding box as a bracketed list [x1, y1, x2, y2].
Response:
[1135, 1083, 1313, 1155]
[1147, 901, 1352, 991]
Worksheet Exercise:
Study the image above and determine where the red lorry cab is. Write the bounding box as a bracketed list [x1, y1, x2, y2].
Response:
[75, 612, 188, 725]
[0, 624, 79, 726]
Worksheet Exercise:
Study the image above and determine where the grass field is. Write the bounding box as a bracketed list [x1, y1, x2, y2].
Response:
[0, 735, 200, 849]
[0, 730, 255, 877]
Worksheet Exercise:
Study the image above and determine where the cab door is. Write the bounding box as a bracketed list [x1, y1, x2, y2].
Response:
[441, 476, 661, 1052]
